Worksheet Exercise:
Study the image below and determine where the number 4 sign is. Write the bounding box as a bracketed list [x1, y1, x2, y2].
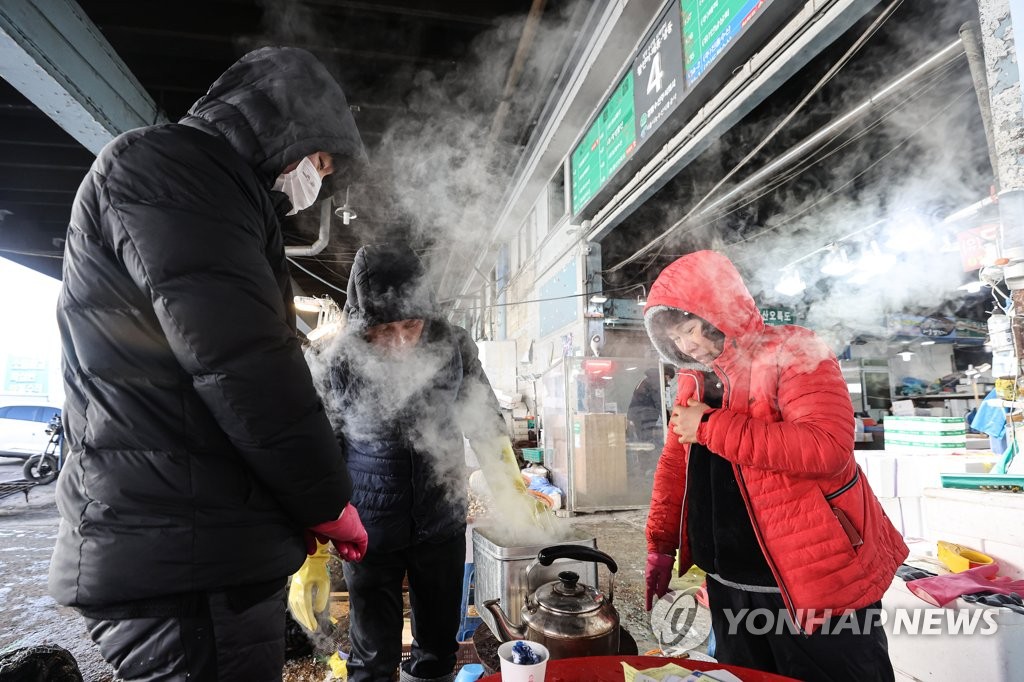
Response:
[634, 3, 685, 141]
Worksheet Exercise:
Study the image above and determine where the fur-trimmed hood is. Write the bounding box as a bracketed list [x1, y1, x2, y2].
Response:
[643, 250, 764, 370]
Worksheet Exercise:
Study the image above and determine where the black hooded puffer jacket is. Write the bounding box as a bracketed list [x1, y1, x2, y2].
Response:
[325, 244, 506, 552]
[50, 47, 365, 609]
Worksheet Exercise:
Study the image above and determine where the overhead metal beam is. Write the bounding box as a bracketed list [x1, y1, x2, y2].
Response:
[0, 0, 166, 155]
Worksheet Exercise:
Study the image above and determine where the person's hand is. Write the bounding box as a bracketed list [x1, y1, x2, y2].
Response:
[307, 502, 368, 562]
[288, 541, 331, 631]
[670, 399, 711, 444]
[645, 552, 675, 611]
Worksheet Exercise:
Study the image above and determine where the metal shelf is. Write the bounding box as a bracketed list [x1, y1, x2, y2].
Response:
[894, 393, 978, 399]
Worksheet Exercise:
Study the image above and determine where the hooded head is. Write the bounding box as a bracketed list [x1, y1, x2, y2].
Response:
[180, 47, 367, 191]
[643, 250, 764, 370]
[343, 243, 438, 331]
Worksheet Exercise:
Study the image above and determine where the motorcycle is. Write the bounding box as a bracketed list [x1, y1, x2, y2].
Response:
[22, 414, 64, 484]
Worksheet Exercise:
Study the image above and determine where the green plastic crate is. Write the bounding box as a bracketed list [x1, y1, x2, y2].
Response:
[940, 473, 1024, 492]
[521, 447, 544, 463]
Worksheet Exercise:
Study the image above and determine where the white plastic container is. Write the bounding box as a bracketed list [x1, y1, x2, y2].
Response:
[885, 577, 1024, 681]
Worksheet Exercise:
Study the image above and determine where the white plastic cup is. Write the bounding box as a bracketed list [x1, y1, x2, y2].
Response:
[497, 640, 549, 682]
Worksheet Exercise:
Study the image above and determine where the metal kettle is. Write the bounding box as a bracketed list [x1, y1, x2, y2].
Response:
[483, 545, 619, 660]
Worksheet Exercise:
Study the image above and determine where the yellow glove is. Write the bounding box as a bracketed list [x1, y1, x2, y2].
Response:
[288, 540, 331, 632]
[482, 436, 553, 528]
[499, 437, 529, 495]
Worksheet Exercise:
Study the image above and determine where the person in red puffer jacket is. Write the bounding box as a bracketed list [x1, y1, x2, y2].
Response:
[643, 251, 907, 682]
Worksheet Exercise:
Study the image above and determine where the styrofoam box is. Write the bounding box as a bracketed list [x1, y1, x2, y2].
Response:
[898, 496, 925, 539]
[922, 487, 1024, 580]
[886, 416, 967, 433]
[885, 577, 1024, 681]
[885, 416, 967, 450]
[853, 451, 869, 472]
[891, 400, 917, 416]
[884, 436, 962, 450]
[878, 497, 904, 536]
[894, 454, 994, 497]
[864, 453, 898, 497]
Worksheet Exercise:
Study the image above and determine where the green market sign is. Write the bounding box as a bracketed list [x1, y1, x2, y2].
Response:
[683, 0, 767, 83]
[570, 0, 773, 216]
[760, 307, 795, 326]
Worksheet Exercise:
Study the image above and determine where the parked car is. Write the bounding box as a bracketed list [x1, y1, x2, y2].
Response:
[0, 404, 61, 461]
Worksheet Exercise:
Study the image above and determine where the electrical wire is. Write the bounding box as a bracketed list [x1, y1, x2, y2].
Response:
[723, 84, 974, 250]
[586, 59, 961, 278]
[293, 255, 356, 265]
[451, 282, 646, 312]
[625, 62, 959, 257]
[604, 0, 907, 274]
[453, 65, 959, 321]
[696, 60, 961, 225]
[287, 257, 348, 294]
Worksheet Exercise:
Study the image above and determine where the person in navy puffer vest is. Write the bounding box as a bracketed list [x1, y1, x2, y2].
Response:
[314, 242, 527, 682]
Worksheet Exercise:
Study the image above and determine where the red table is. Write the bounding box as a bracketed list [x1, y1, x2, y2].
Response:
[478, 655, 800, 681]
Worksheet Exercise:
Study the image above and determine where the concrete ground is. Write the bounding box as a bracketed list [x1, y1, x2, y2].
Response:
[0, 459, 115, 681]
[0, 460, 695, 680]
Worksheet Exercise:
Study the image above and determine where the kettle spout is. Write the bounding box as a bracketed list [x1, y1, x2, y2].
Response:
[482, 599, 527, 642]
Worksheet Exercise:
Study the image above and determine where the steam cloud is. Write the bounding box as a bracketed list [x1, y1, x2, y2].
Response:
[705, 1, 993, 352]
[249, 0, 585, 554]
[305, 316, 570, 551]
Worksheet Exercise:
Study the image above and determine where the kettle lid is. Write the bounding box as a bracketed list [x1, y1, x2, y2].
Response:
[533, 571, 604, 615]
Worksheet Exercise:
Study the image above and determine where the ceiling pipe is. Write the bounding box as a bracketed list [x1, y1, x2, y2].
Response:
[698, 39, 967, 218]
[942, 194, 998, 224]
[603, 38, 967, 274]
[488, 0, 547, 144]
[439, 0, 546, 308]
[959, 20, 1001, 191]
[285, 198, 333, 257]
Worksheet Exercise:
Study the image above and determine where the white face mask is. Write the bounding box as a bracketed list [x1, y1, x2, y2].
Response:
[273, 156, 323, 216]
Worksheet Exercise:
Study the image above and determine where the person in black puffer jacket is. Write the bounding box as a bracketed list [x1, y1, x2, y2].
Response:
[311, 243, 513, 682]
[50, 47, 370, 682]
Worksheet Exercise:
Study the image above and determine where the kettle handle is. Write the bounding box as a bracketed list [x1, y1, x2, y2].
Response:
[537, 545, 618, 574]
[531, 545, 617, 605]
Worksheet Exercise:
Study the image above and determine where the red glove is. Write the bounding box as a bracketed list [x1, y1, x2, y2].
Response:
[305, 503, 369, 562]
[908, 563, 1024, 607]
[645, 552, 675, 611]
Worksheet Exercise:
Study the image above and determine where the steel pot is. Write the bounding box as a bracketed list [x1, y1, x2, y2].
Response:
[482, 545, 619, 660]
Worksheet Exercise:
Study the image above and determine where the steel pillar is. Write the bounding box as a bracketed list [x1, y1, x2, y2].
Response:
[0, 0, 165, 155]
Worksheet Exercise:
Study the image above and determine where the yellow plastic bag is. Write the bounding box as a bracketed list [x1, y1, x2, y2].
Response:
[327, 651, 348, 679]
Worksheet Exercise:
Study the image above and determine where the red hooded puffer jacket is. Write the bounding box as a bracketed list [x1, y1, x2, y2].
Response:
[644, 251, 907, 632]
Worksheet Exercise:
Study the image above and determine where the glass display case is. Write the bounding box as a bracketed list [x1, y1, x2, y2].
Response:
[841, 358, 892, 422]
[539, 356, 669, 512]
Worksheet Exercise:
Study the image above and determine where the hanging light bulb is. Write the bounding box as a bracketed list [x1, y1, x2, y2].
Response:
[848, 241, 896, 283]
[775, 268, 806, 297]
[333, 186, 358, 226]
[898, 350, 915, 361]
[293, 296, 325, 313]
[820, 245, 855, 276]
